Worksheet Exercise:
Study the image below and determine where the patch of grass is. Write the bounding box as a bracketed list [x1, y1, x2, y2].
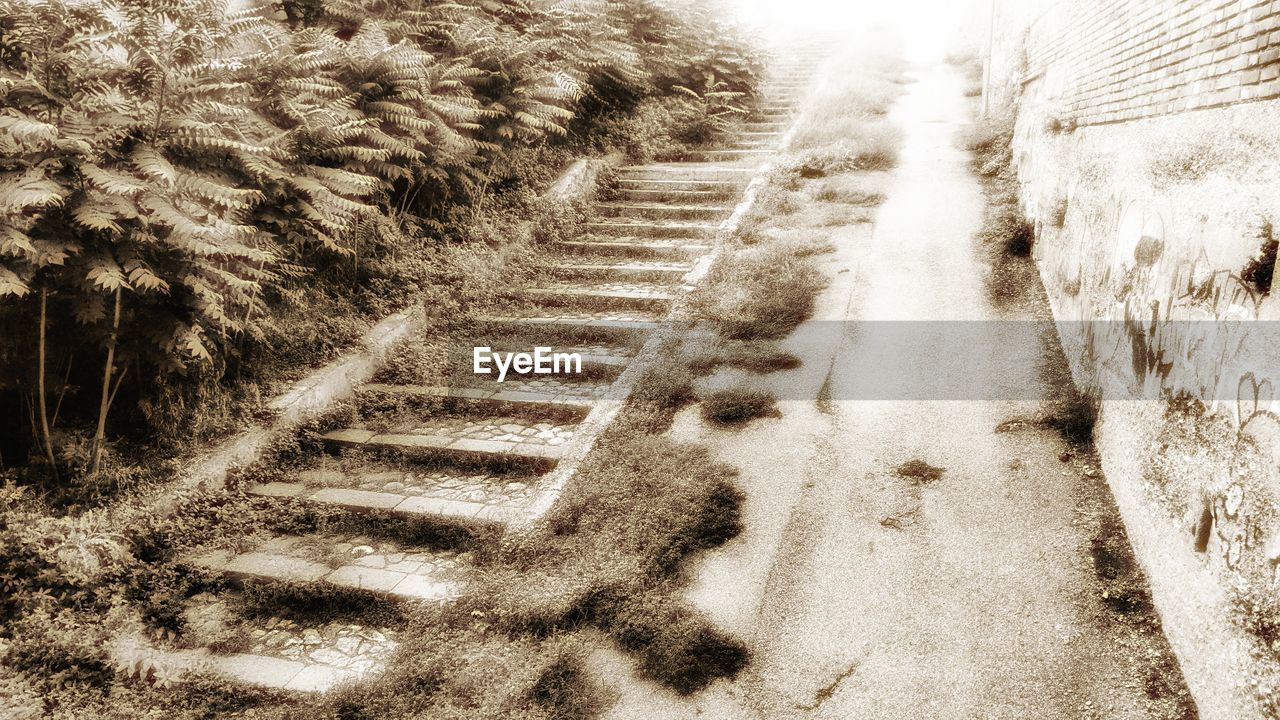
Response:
[1042, 391, 1098, 445]
[694, 243, 826, 341]
[1148, 131, 1265, 186]
[1037, 328, 1098, 446]
[1242, 220, 1278, 295]
[1088, 513, 1152, 616]
[699, 388, 779, 425]
[814, 181, 885, 206]
[965, 112, 1041, 304]
[895, 459, 945, 484]
[684, 340, 801, 375]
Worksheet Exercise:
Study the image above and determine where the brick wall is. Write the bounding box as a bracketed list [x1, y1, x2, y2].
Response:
[1018, 0, 1280, 125]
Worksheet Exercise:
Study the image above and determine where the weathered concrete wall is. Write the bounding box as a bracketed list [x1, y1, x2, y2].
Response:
[990, 2, 1280, 718]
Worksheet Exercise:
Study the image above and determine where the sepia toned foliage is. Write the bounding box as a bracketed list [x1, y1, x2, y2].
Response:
[0, 0, 760, 482]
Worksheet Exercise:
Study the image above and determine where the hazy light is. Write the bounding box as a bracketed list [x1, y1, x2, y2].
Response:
[722, 0, 987, 62]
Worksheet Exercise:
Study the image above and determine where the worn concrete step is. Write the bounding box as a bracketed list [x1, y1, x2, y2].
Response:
[732, 138, 777, 148]
[593, 202, 730, 221]
[188, 534, 468, 602]
[742, 123, 788, 132]
[322, 426, 567, 468]
[360, 382, 596, 414]
[475, 309, 665, 334]
[524, 283, 677, 310]
[615, 187, 735, 203]
[548, 259, 693, 282]
[473, 345, 633, 373]
[618, 164, 757, 182]
[111, 637, 382, 693]
[584, 220, 718, 239]
[681, 148, 772, 162]
[616, 178, 742, 196]
[249, 477, 531, 525]
[558, 237, 712, 259]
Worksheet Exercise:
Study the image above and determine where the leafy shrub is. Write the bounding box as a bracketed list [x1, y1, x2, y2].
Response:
[700, 388, 779, 425]
[1242, 221, 1278, 295]
[0, 0, 762, 489]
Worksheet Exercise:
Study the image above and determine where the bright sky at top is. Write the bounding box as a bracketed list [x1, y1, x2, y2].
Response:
[721, 0, 987, 62]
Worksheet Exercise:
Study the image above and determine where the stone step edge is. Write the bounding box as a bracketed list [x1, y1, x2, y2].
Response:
[546, 262, 692, 276]
[188, 546, 462, 603]
[110, 636, 371, 693]
[592, 202, 733, 213]
[358, 382, 596, 410]
[524, 287, 677, 303]
[583, 221, 719, 237]
[249, 480, 523, 525]
[617, 165, 756, 174]
[558, 239, 713, 253]
[472, 314, 666, 332]
[322, 427, 567, 464]
[615, 178, 743, 187]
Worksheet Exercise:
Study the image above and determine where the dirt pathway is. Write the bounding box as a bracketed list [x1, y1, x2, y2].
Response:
[594, 60, 1195, 720]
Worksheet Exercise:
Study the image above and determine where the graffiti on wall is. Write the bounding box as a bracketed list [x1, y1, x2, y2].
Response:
[1041, 188, 1280, 583]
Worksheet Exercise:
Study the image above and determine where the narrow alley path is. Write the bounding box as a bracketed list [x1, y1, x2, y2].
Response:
[597, 59, 1193, 720]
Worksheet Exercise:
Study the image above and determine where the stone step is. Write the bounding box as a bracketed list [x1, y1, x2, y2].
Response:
[547, 260, 693, 282]
[524, 283, 677, 310]
[618, 164, 757, 177]
[733, 138, 777, 148]
[615, 187, 735, 203]
[475, 310, 665, 334]
[592, 202, 730, 221]
[322, 426, 567, 469]
[680, 148, 772, 162]
[267, 459, 542, 515]
[466, 346, 633, 373]
[360, 382, 596, 414]
[249, 478, 530, 525]
[742, 123, 788, 132]
[112, 642, 376, 693]
[188, 533, 468, 602]
[558, 237, 712, 259]
[583, 220, 719, 239]
[615, 178, 742, 195]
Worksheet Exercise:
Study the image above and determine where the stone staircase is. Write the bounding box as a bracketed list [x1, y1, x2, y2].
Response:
[121, 48, 824, 694]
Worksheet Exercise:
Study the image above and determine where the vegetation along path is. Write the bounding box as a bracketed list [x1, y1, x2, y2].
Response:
[103, 49, 823, 696]
[592, 55, 1200, 719]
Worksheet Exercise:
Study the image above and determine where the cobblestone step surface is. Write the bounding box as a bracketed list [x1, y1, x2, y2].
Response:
[592, 202, 730, 221]
[617, 164, 756, 182]
[680, 148, 772, 162]
[471, 343, 634, 373]
[615, 187, 735, 203]
[524, 281, 678, 309]
[361, 382, 601, 410]
[474, 307, 665, 334]
[616, 178, 742, 195]
[251, 477, 530, 524]
[557, 237, 712, 259]
[268, 457, 540, 507]
[322, 429, 565, 468]
[188, 533, 469, 602]
[546, 259, 693, 282]
[583, 219, 719, 239]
